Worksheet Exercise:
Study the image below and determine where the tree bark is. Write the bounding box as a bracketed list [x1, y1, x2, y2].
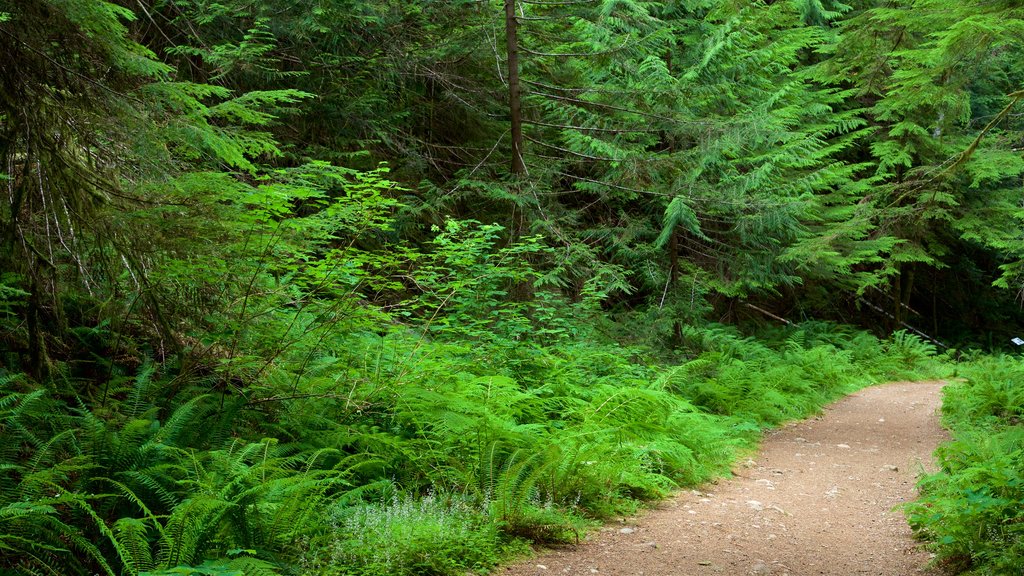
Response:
[27, 276, 47, 381]
[901, 265, 915, 316]
[892, 268, 902, 329]
[506, 0, 525, 177]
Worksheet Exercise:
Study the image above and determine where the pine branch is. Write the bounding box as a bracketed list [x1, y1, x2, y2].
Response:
[523, 135, 623, 161]
[525, 88, 713, 126]
[521, 118, 661, 133]
[521, 35, 633, 57]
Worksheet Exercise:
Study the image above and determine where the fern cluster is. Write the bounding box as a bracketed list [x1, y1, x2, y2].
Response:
[286, 323, 940, 574]
[905, 355, 1024, 574]
[0, 370, 356, 576]
[1, 318, 941, 575]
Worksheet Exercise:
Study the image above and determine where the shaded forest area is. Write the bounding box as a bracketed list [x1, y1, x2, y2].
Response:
[0, 1, 1022, 574]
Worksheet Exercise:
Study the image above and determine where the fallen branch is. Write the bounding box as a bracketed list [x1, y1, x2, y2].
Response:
[744, 302, 792, 326]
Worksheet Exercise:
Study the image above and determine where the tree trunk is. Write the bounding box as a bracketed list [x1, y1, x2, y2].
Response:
[901, 265, 915, 313]
[27, 276, 47, 381]
[505, 0, 532, 301]
[892, 268, 902, 329]
[669, 233, 683, 343]
[892, 264, 916, 329]
[506, 0, 525, 177]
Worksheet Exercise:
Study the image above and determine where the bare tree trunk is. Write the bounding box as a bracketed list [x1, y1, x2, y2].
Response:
[891, 266, 903, 331]
[505, 0, 532, 301]
[27, 276, 47, 381]
[506, 0, 525, 177]
[892, 264, 916, 331]
[901, 265, 915, 314]
[669, 233, 683, 343]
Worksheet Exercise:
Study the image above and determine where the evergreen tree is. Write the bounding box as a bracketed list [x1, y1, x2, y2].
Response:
[806, 0, 1024, 334]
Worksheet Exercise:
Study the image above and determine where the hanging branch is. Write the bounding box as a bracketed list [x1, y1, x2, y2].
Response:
[523, 135, 623, 161]
[525, 87, 713, 126]
[521, 35, 633, 58]
[945, 88, 1024, 174]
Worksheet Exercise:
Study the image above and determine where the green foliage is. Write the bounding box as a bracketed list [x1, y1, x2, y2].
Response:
[667, 323, 905, 426]
[878, 330, 944, 379]
[1, 311, 938, 575]
[801, 0, 1024, 329]
[0, 368, 362, 575]
[905, 355, 1024, 574]
[304, 493, 518, 576]
[3, 0, 1021, 575]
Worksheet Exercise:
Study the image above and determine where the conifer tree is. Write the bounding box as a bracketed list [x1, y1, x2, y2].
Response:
[806, 0, 1024, 330]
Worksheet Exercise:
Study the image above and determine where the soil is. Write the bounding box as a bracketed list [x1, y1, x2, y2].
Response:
[502, 381, 950, 576]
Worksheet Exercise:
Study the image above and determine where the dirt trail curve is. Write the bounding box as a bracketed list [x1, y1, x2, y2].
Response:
[504, 381, 950, 576]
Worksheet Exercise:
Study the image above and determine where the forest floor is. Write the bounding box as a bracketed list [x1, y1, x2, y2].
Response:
[502, 381, 951, 576]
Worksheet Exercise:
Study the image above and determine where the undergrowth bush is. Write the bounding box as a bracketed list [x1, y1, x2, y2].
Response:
[905, 355, 1024, 574]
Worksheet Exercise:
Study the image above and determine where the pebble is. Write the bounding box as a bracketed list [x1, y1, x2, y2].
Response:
[619, 527, 635, 534]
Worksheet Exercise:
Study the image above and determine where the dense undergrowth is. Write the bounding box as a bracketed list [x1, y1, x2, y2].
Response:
[0, 318, 943, 576]
[906, 355, 1024, 575]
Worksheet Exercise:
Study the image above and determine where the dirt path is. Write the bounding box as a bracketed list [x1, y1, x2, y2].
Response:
[503, 381, 950, 576]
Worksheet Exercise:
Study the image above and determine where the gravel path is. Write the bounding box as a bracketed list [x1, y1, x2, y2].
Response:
[502, 381, 949, 576]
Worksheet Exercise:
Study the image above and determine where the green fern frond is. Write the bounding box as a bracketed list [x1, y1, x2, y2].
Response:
[113, 517, 155, 574]
[159, 495, 233, 568]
